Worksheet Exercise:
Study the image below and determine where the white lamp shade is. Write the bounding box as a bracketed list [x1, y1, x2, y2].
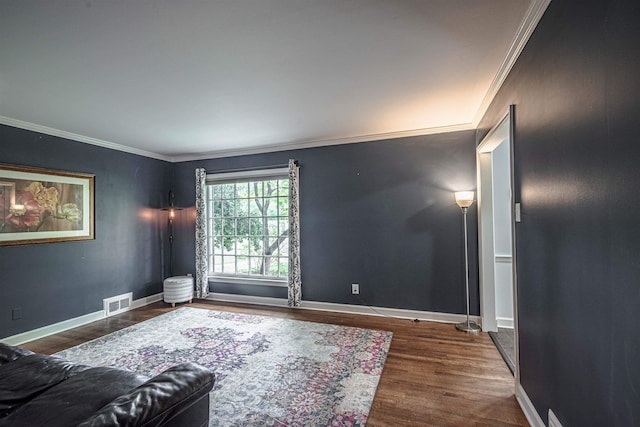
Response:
[455, 191, 475, 208]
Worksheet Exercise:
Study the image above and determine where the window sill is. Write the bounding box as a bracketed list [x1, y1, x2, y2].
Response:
[209, 275, 288, 288]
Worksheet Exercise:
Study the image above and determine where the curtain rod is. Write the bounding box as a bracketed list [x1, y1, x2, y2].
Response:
[206, 162, 295, 175]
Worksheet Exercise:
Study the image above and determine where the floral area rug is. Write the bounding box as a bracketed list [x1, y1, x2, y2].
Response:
[55, 307, 392, 426]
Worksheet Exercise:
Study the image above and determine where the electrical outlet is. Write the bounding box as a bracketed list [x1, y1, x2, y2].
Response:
[351, 283, 360, 295]
[12, 307, 22, 320]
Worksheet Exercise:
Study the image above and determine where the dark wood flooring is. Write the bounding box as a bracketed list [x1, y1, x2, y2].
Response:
[21, 300, 528, 427]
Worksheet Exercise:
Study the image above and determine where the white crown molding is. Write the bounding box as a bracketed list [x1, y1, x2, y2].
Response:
[0, 114, 472, 163]
[169, 123, 475, 162]
[206, 292, 482, 325]
[0, 292, 163, 346]
[516, 382, 545, 427]
[472, 0, 552, 127]
[0, 116, 172, 162]
[1, 1, 549, 162]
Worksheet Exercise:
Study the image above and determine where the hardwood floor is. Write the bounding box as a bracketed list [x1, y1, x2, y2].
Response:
[21, 300, 528, 427]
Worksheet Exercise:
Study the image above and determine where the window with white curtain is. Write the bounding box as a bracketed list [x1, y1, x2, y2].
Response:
[205, 168, 289, 287]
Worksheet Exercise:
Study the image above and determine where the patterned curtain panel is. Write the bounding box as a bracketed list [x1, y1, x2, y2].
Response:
[288, 159, 302, 307]
[194, 168, 209, 299]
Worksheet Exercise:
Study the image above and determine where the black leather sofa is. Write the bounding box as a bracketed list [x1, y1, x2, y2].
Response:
[0, 343, 215, 427]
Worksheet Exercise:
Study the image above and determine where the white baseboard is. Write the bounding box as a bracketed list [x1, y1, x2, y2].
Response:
[1, 292, 164, 346]
[497, 317, 514, 328]
[0, 311, 106, 347]
[207, 292, 288, 308]
[548, 409, 563, 427]
[131, 292, 164, 309]
[206, 292, 482, 325]
[516, 382, 544, 427]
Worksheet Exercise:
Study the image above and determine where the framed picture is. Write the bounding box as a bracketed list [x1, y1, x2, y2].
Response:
[0, 163, 94, 246]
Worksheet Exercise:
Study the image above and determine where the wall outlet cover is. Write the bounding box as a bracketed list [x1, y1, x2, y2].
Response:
[351, 283, 360, 295]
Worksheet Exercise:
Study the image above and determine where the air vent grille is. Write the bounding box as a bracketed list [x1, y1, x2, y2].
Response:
[103, 292, 133, 317]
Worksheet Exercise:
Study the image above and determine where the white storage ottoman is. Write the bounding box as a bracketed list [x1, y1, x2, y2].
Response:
[163, 276, 194, 307]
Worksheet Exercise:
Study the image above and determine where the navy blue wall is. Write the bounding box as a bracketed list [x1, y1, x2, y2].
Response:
[479, 0, 640, 425]
[173, 131, 479, 315]
[0, 125, 173, 338]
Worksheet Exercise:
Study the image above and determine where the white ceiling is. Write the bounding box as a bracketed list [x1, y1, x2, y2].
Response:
[0, 0, 548, 161]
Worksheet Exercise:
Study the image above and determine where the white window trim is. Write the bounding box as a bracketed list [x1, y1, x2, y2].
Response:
[209, 275, 288, 288]
[205, 167, 290, 287]
[206, 167, 288, 183]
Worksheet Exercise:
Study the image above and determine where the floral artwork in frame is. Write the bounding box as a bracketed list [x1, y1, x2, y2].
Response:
[0, 163, 94, 246]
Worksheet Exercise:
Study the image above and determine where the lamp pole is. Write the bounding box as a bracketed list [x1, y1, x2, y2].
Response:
[455, 192, 481, 333]
[168, 209, 175, 277]
[162, 190, 182, 279]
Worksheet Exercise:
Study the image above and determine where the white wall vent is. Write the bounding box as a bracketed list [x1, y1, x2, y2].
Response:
[548, 409, 563, 427]
[103, 292, 133, 317]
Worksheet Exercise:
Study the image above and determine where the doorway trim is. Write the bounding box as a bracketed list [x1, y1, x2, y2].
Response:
[476, 106, 519, 379]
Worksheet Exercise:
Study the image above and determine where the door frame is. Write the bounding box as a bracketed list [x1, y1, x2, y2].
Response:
[476, 106, 520, 379]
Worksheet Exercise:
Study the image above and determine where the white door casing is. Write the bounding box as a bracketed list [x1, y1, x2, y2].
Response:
[476, 108, 519, 382]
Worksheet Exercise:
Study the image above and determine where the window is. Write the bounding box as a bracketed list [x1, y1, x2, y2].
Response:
[205, 168, 289, 286]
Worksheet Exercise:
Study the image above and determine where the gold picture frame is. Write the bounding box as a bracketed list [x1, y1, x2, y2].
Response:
[0, 163, 95, 246]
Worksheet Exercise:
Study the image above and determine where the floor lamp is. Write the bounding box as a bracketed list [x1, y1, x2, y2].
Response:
[161, 190, 183, 277]
[454, 191, 481, 334]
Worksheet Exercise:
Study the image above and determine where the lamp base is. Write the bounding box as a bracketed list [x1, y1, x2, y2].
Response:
[455, 321, 482, 334]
